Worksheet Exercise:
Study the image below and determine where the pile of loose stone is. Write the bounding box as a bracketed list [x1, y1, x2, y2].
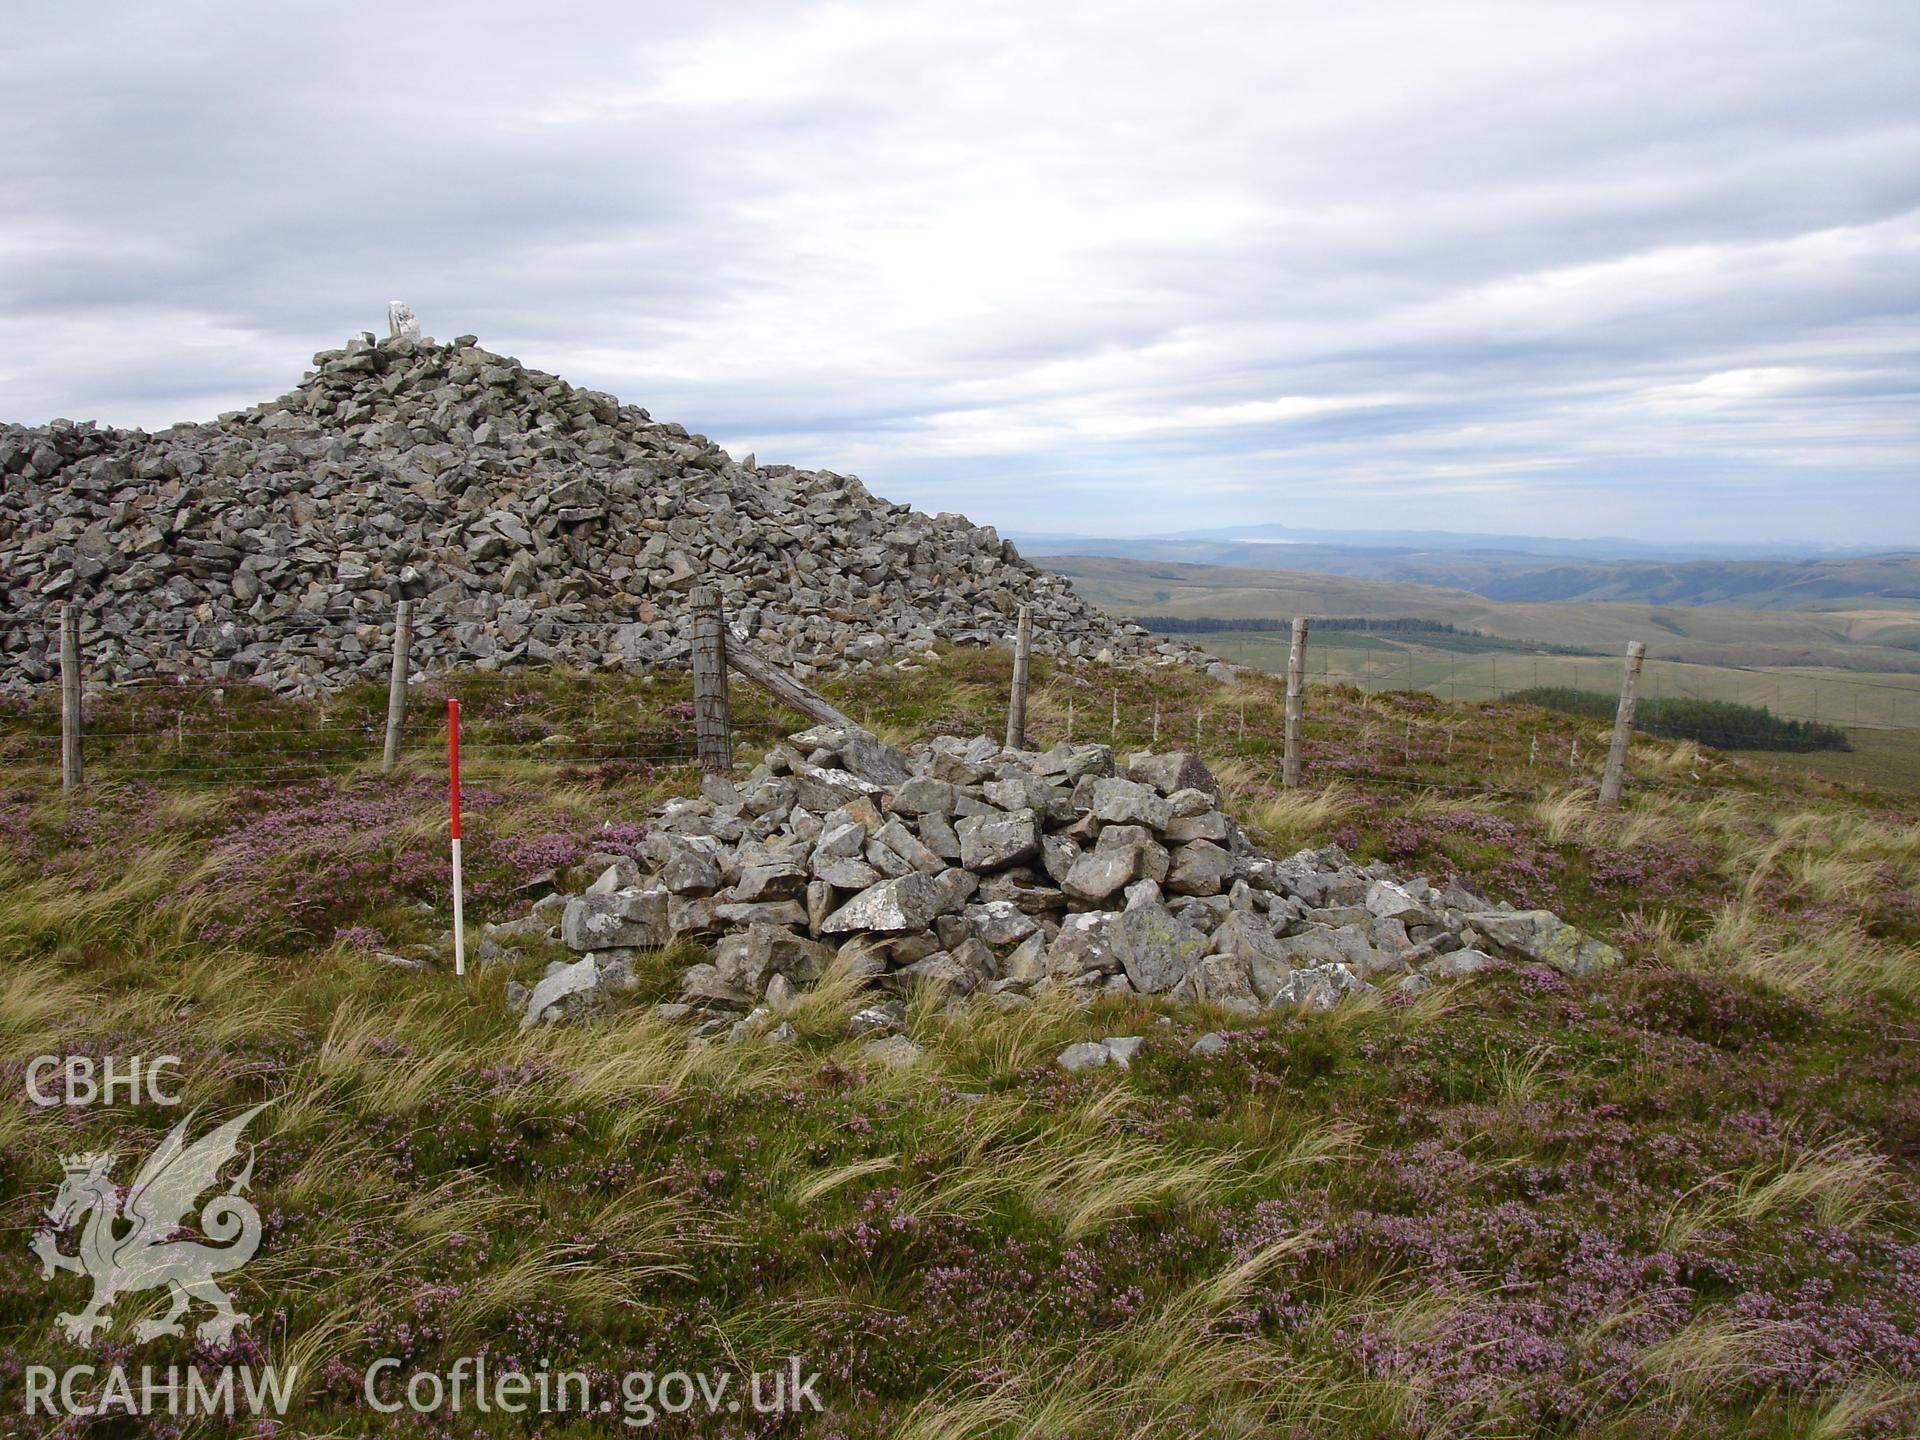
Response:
[490, 724, 1621, 1041]
[1, 331, 1194, 696]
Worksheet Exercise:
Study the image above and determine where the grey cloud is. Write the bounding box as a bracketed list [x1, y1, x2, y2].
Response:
[0, 0, 1915, 544]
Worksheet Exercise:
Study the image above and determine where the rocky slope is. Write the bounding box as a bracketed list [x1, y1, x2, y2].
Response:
[486, 724, 1620, 1038]
[1, 331, 1186, 696]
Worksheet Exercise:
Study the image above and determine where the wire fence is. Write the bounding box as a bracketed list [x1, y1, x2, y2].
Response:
[12, 604, 1920, 796]
[1168, 629, 1920, 791]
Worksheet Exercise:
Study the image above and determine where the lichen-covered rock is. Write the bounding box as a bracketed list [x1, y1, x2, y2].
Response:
[1467, 911, 1620, 975]
[1109, 903, 1210, 994]
[561, 887, 670, 951]
[820, 874, 949, 933]
[1270, 962, 1368, 1012]
[1086, 777, 1174, 832]
[712, 923, 836, 993]
[957, 809, 1041, 872]
[1169, 954, 1260, 1013]
[1167, 839, 1234, 896]
[1127, 750, 1217, 798]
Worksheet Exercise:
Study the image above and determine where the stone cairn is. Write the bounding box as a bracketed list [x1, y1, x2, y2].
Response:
[490, 724, 1621, 1045]
[1, 332, 1198, 697]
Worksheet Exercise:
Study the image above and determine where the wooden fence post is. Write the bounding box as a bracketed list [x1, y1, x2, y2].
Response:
[1598, 640, 1646, 810]
[1283, 616, 1308, 788]
[1005, 604, 1032, 751]
[726, 642, 855, 729]
[382, 599, 413, 772]
[691, 585, 732, 771]
[59, 604, 83, 791]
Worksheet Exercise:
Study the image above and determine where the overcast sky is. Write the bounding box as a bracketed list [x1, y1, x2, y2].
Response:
[3, 1, 1915, 546]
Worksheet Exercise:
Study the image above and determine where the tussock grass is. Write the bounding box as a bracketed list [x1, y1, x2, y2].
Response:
[4, 647, 1918, 1438]
[1634, 1310, 1784, 1396]
[906, 1086, 1356, 1241]
[1661, 1135, 1889, 1251]
[1677, 898, 1920, 1002]
[1532, 786, 1680, 849]
[1488, 1040, 1557, 1104]
[894, 1237, 1387, 1440]
[913, 986, 1091, 1080]
[1245, 782, 1357, 854]
[441, 1243, 643, 1342]
[0, 842, 222, 969]
[0, 956, 99, 1049]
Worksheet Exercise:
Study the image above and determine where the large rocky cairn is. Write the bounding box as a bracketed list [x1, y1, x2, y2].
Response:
[2, 330, 1196, 696]
[496, 724, 1621, 1033]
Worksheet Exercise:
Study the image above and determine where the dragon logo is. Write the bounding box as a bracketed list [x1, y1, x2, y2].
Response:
[30, 1103, 270, 1345]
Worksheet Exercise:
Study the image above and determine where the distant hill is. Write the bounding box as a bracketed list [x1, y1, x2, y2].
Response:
[1039, 554, 1920, 675]
[1011, 529, 1920, 612]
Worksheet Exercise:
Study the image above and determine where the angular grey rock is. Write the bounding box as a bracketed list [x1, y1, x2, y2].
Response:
[916, 811, 964, 862]
[1167, 840, 1234, 896]
[561, 887, 670, 951]
[731, 860, 809, 903]
[1047, 911, 1122, 980]
[680, 962, 753, 1010]
[518, 955, 609, 1029]
[1169, 954, 1260, 1013]
[815, 858, 883, 891]
[1165, 809, 1231, 845]
[1205, 911, 1296, 1002]
[790, 763, 880, 814]
[655, 840, 724, 896]
[1057, 1040, 1113, 1073]
[1465, 911, 1620, 975]
[813, 820, 869, 861]
[965, 899, 1039, 945]
[1087, 777, 1173, 832]
[957, 808, 1041, 871]
[587, 858, 641, 894]
[712, 923, 835, 994]
[1127, 750, 1218, 798]
[820, 873, 948, 933]
[835, 729, 913, 789]
[877, 818, 945, 874]
[668, 894, 721, 938]
[1192, 1030, 1229, 1057]
[1270, 962, 1367, 1012]
[1423, 947, 1503, 979]
[849, 999, 907, 1037]
[1061, 847, 1139, 904]
[1000, 930, 1051, 985]
[865, 1034, 924, 1069]
[1103, 1035, 1145, 1067]
[891, 775, 956, 815]
[1108, 902, 1210, 994]
[1367, 879, 1436, 926]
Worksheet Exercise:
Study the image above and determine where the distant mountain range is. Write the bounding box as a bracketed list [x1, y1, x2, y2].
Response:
[1009, 525, 1920, 610]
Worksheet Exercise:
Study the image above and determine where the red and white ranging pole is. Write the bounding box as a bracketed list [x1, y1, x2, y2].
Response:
[448, 697, 465, 978]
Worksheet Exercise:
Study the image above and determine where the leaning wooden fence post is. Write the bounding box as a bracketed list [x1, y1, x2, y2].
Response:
[1283, 616, 1309, 788]
[382, 599, 413, 772]
[59, 604, 83, 791]
[1597, 640, 1646, 810]
[691, 585, 732, 771]
[1004, 604, 1032, 751]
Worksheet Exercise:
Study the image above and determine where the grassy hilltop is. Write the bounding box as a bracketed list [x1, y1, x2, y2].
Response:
[2, 649, 1918, 1437]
